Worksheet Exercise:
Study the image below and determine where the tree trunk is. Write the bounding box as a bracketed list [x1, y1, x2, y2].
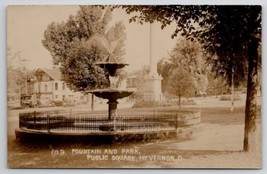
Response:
[243, 37, 259, 152]
[178, 92, 181, 110]
[91, 94, 94, 111]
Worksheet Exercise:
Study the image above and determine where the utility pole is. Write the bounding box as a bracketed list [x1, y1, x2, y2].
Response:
[231, 67, 234, 112]
[21, 58, 29, 95]
[18, 53, 29, 95]
[24, 66, 27, 95]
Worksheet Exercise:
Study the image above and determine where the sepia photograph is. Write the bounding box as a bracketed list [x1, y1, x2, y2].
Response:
[7, 5, 262, 168]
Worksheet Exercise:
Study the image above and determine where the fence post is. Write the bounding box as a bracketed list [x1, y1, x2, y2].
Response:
[19, 114, 21, 128]
[175, 114, 178, 130]
[47, 115, 50, 133]
[33, 111, 36, 128]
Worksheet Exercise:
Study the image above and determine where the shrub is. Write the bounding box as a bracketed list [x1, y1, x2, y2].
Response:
[132, 98, 196, 108]
[220, 94, 241, 101]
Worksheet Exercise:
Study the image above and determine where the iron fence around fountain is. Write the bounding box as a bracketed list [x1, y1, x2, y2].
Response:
[18, 111, 185, 133]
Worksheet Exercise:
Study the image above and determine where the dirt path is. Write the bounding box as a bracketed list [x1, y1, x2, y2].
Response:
[128, 123, 261, 168]
[8, 122, 261, 168]
[7, 96, 262, 168]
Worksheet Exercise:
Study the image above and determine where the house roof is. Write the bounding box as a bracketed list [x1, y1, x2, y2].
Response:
[35, 68, 62, 81]
[127, 74, 138, 79]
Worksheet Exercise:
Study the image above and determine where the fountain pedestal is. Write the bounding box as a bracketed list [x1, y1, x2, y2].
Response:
[99, 100, 118, 131]
[89, 89, 133, 131]
[107, 100, 118, 121]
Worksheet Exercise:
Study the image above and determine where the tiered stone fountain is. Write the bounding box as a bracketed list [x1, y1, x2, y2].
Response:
[88, 55, 134, 131]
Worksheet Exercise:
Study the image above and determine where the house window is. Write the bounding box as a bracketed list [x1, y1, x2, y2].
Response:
[62, 83, 65, 90]
[55, 82, 58, 90]
[45, 85, 48, 93]
[55, 95, 58, 99]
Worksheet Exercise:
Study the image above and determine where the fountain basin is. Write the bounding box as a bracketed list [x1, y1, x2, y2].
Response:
[99, 121, 126, 131]
[15, 110, 201, 143]
[88, 89, 134, 100]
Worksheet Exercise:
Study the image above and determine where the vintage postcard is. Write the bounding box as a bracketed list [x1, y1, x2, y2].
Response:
[7, 5, 262, 168]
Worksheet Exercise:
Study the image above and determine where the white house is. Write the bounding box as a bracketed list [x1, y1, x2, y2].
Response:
[33, 68, 85, 104]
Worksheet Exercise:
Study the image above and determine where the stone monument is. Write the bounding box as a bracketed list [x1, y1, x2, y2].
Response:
[143, 23, 163, 101]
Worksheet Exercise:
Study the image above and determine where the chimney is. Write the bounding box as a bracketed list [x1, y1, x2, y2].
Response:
[53, 62, 62, 69]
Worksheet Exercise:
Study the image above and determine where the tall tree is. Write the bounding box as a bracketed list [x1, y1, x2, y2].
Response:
[158, 38, 208, 96]
[120, 5, 261, 151]
[7, 48, 34, 95]
[169, 38, 206, 75]
[42, 6, 127, 92]
[168, 68, 195, 109]
[157, 58, 172, 92]
[206, 72, 228, 97]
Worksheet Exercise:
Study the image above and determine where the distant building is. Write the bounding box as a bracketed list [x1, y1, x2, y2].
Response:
[126, 74, 139, 91]
[33, 68, 86, 104]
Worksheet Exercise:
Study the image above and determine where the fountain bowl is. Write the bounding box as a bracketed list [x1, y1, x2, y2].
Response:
[88, 89, 134, 100]
[95, 62, 129, 76]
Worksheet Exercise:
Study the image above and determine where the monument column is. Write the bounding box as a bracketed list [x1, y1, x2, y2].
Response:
[144, 23, 163, 101]
[149, 23, 157, 76]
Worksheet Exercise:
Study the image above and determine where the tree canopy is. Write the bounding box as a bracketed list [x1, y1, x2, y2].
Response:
[120, 5, 261, 84]
[168, 68, 195, 108]
[7, 48, 35, 94]
[158, 38, 208, 96]
[119, 5, 261, 152]
[42, 6, 126, 91]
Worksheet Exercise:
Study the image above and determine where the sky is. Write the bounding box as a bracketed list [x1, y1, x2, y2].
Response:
[7, 5, 178, 72]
